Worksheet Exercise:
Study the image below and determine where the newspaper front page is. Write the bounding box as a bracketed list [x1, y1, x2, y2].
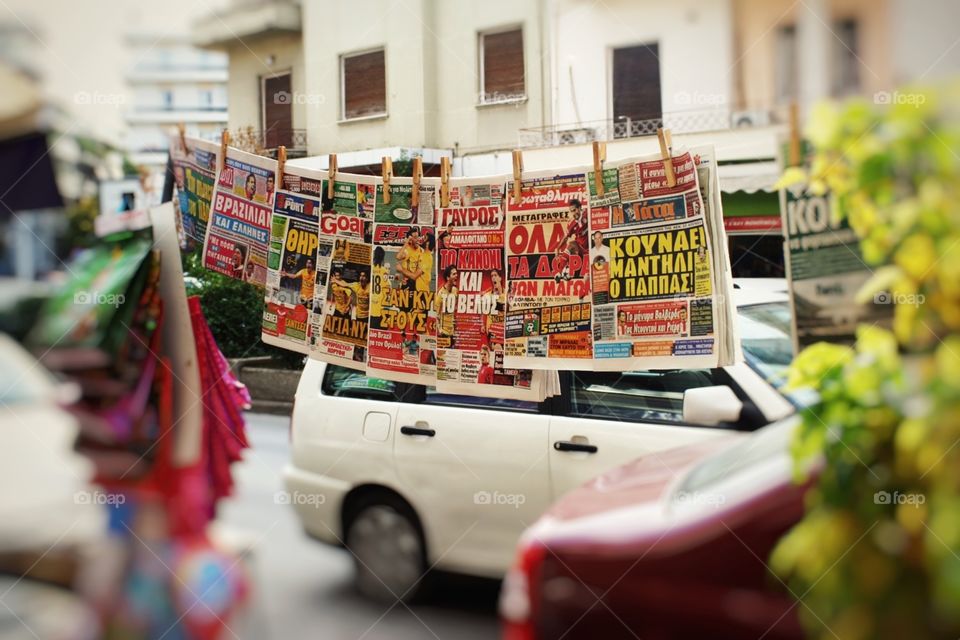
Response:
[202, 147, 277, 287]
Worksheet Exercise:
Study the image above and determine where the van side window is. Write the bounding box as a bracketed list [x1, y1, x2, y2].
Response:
[322, 365, 402, 402]
[424, 388, 539, 413]
[569, 369, 727, 424]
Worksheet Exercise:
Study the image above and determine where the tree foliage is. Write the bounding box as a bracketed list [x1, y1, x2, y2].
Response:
[772, 84, 960, 639]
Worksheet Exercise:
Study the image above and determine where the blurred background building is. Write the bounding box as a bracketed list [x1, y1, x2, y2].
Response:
[0, 0, 226, 279]
[2, 0, 959, 280]
[192, 0, 960, 277]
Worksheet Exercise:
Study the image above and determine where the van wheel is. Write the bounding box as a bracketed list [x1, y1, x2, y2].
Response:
[344, 494, 426, 603]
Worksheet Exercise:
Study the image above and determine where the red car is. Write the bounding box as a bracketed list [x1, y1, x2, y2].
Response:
[500, 417, 808, 640]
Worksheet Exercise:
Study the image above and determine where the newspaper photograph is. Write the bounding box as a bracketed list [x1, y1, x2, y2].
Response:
[202, 147, 277, 287]
[261, 168, 323, 354]
[375, 177, 437, 226]
[367, 223, 437, 384]
[169, 134, 218, 248]
[503, 170, 594, 369]
[589, 150, 724, 370]
[433, 178, 543, 400]
[311, 174, 377, 370]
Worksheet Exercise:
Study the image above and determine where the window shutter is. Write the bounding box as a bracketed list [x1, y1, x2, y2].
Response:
[343, 50, 386, 119]
[482, 29, 524, 101]
[612, 44, 662, 127]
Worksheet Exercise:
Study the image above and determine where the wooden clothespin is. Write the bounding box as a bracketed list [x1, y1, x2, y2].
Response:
[440, 156, 451, 208]
[788, 102, 801, 167]
[277, 146, 287, 187]
[219, 129, 230, 173]
[382, 156, 393, 205]
[177, 123, 189, 154]
[592, 141, 607, 197]
[512, 149, 523, 205]
[411, 157, 423, 208]
[657, 128, 675, 188]
[327, 154, 337, 198]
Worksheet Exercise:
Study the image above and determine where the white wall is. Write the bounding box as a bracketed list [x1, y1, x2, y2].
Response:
[551, 0, 734, 127]
[890, 0, 960, 83]
[298, 0, 548, 156]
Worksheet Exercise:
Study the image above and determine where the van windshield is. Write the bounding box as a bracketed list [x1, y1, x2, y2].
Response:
[737, 302, 794, 390]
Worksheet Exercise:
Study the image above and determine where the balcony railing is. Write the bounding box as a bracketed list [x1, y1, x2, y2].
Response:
[517, 107, 786, 148]
[231, 127, 308, 158]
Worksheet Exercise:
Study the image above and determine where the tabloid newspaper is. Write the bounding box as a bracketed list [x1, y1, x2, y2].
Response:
[588, 147, 736, 370]
[503, 171, 595, 369]
[169, 134, 218, 248]
[261, 166, 324, 354]
[433, 177, 548, 401]
[312, 173, 377, 371]
[366, 177, 440, 384]
[201, 147, 277, 287]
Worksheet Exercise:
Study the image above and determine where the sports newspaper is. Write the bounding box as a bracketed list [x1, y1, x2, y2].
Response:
[261, 165, 324, 354]
[503, 170, 594, 369]
[202, 147, 277, 287]
[433, 177, 547, 401]
[312, 173, 377, 371]
[169, 134, 218, 248]
[366, 178, 440, 384]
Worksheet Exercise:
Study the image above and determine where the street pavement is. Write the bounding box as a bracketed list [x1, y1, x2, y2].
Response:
[218, 412, 501, 640]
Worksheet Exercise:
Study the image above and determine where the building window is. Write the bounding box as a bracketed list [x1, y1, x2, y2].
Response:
[831, 19, 860, 96]
[262, 71, 293, 149]
[161, 89, 174, 110]
[611, 43, 662, 138]
[479, 27, 525, 104]
[341, 48, 387, 120]
[776, 19, 861, 102]
[775, 25, 798, 103]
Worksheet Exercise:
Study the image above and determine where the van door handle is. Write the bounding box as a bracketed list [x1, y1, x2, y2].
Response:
[401, 426, 436, 437]
[554, 440, 598, 453]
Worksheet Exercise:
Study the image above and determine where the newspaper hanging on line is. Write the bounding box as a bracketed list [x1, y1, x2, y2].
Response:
[202, 147, 277, 287]
[366, 178, 439, 384]
[260, 167, 324, 354]
[691, 146, 740, 364]
[587, 148, 733, 370]
[169, 134, 218, 248]
[780, 185, 890, 353]
[310, 173, 377, 371]
[433, 177, 547, 401]
[503, 170, 594, 369]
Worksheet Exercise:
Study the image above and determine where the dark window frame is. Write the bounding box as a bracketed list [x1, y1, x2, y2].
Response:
[340, 47, 388, 120]
[478, 25, 526, 105]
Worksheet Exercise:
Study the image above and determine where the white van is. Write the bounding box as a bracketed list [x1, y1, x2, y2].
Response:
[284, 282, 796, 601]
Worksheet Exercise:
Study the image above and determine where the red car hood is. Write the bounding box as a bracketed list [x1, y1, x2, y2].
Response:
[521, 419, 802, 556]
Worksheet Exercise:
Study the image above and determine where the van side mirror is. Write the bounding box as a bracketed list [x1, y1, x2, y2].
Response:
[683, 385, 743, 427]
